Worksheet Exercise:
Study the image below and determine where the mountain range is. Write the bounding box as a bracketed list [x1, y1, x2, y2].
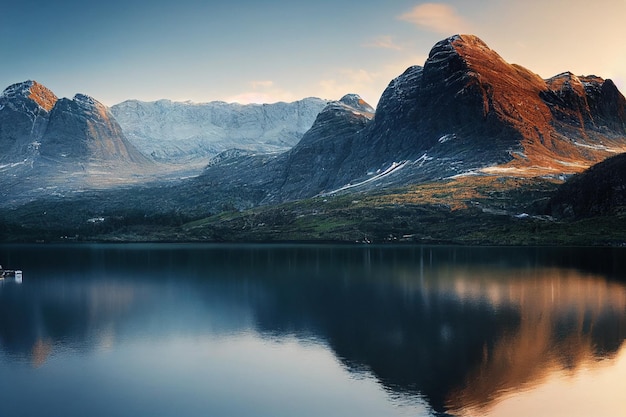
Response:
[0, 81, 147, 166]
[110, 97, 327, 163]
[197, 35, 626, 205]
[1, 34, 625, 244]
[0, 81, 326, 205]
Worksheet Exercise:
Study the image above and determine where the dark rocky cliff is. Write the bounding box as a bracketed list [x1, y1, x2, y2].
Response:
[550, 152, 626, 218]
[0, 81, 148, 167]
[0, 81, 57, 162]
[0, 81, 153, 205]
[196, 95, 374, 207]
[40, 94, 148, 164]
[341, 35, 626, 181]
[276, 94, 374, 199]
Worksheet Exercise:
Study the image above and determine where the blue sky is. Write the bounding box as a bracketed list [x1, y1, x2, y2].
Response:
[2, 0, 624, 106]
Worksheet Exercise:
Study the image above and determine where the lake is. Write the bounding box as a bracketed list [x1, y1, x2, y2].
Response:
[1, 244, 625, 417]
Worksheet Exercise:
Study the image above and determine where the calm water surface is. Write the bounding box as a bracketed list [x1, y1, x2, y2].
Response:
[1, 244, 625, 417]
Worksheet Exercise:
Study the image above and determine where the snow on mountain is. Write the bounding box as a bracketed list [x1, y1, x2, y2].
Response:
[196, 35, 626, 204]
[110, 98, 328, 163]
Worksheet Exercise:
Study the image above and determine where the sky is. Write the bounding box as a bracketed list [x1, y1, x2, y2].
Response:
[1, 0, 625, 107]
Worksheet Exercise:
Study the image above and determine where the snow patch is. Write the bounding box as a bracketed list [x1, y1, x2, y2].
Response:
[438, 134, 456, 143]
[0, 160, 28, 170]
[510, 150, 527, 159]
[448, 170, 480, 179]
[480, 166, 547, 175]
[554, 160, 588, 168]
[324, 161, 408, 195]
[572, 141, 624, 153]
[413, 153, 432, 167]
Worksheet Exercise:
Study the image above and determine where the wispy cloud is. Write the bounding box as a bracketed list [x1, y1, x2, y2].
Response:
[318, 54, 427, 106]
[398, 3, 471, 35]
[318, 69, 377, 102]
[363, 35, 403, 51]
[226, 80, 295, 104]
[250, 80, 274, 89]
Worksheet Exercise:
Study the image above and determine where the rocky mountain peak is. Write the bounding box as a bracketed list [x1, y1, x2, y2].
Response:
[71, 93, 118, 125]
[73, 93, 98, 106]
[338, 94, 375, 114]
[321, 94, 373, 115]
[424, 34, 551, 135]
[598, 79, 626, 130]
[416, 34, 626, 173]
[425, 34, 500, 73]
[29, 81, 58, 112]
[0, 80, 58, 112]
[40, 93, 148, 164]
[0, 80, 58, 162]
[295, 95, 373, 149]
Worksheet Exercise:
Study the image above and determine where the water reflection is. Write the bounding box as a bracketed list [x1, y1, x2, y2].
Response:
[0, 244, 625, 417]
[438, 267, 626, 415]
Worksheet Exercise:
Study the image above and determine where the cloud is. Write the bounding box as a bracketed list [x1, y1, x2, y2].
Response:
[226, 80, 295, 104]
[318, 54, 427, 106]
[363, 35, 403, 51]
[398, 3, 471, 35]
[318, 69, 377, 102]
[250, 80, 274, 89]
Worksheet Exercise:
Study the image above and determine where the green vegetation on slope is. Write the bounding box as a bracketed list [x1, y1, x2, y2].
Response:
[2, 176, 625, 246]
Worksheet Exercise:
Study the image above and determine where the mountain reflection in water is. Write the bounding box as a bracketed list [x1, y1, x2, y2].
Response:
[0, 244, 625, 417]
[439, 267, 626, 415]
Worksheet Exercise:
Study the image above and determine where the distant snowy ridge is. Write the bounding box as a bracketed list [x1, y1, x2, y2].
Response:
[110, 98, 328, 163]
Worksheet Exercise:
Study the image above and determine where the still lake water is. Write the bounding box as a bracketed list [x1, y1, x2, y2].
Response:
[1, 244, 625, 417]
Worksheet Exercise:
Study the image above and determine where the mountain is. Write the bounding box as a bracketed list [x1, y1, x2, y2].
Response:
[0, 80, 328, 208]
[269, 94, 375, 200]
[549, 152, 626, 218]
[2, 34, 626, 244]
[198, 34, 626, 203]
[197, 94, 375, 204]
[110, 97, 327, 163]
[39, 93, 149, 165]
[0, 81, 153, 205]
[0, 81, 147, 167]
[336, 34, 626, 185]
[0, 80, 57, 163]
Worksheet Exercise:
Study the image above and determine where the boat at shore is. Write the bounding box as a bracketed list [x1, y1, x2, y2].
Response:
[0, 265, 22, 282]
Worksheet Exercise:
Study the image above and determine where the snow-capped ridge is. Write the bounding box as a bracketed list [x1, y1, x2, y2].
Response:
[338, 94, 375, 114]
[110, 96, 328, 163]
[1, 80, 37, 98]
[318, 94, 375, 122]
[73, 93, 99, 106]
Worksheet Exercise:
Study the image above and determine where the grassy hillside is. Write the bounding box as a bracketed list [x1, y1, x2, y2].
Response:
[3, 175, 624, 246]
